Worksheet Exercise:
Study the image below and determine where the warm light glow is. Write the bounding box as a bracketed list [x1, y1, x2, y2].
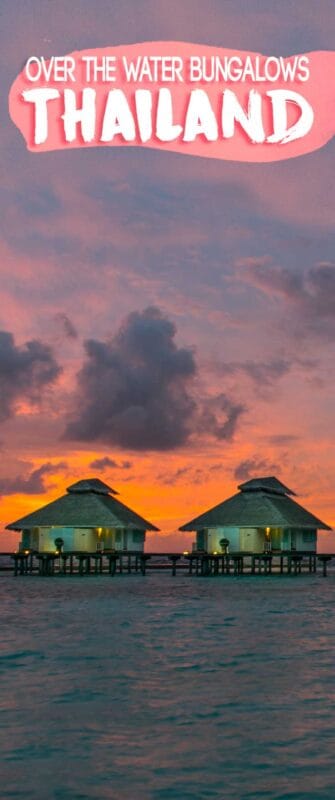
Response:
[24, 549, 30, 555]
[265, 527, 271, 537]
[213, 550, 218, 555]
[183, 550, 189, 555]
[1, 449, 334, 554]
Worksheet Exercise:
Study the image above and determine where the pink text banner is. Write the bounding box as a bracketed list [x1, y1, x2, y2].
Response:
[8, 42, 335, 162]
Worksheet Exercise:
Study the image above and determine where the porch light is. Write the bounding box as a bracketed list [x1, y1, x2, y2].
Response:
[265, 527, 271, 537]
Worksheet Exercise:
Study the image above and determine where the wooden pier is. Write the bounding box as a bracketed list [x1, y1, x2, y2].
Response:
[0, 550, 334, 577]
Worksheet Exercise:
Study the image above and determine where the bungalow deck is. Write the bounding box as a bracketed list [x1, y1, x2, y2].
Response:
[0, 550, 334, 577]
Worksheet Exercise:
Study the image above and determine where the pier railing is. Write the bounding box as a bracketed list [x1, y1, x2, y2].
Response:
[0, 550, 334, 577]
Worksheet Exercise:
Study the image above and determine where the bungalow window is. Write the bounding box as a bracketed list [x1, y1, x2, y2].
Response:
[133, 531, 145, 544]
[302, 531, 316, 543]
[21, 530, 31, 549]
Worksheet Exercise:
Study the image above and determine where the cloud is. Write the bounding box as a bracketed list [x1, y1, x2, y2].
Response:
[89, 456, 133, 471]
[0, 332, 61, 421]
[157, 466, 193, 486]
[65, 307, 243, 451]
[239, 260, 303, 300]
[65, 307, 196, 450]
[221, 358, 291, 387]
[0, 461, 66, 497]
[234, 458, 281, 482]
[198, 394, 245, 441]
[239, 260, 335, 340]
[157, 462, 225, 486]
[268, 434, 300, 446]
[54, 313, 78, 340]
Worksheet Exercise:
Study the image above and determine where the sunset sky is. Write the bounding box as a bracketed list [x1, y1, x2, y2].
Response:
[1, 0, 334, 551]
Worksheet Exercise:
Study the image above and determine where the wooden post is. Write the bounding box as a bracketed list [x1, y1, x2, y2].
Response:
[77, 554, 86, 575]
[48, 555, 55, 576]
[171, 556, 179, 576]
[291, 555, 302, 575]
[140, 555, 147, 575]
[61, 554, 68, 575]
[318, 555, 332, 577]
[201, 555, 211, 576]
[108, 554, 116, 576]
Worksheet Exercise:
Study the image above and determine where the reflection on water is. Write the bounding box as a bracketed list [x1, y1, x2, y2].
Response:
[1, 574, 335, 799]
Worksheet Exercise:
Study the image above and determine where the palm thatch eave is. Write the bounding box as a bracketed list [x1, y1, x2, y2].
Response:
[6, 489, 159, 532]
[179, 490, 331, 532]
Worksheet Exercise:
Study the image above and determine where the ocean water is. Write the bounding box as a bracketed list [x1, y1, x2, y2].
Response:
[1, 574, 335, 800]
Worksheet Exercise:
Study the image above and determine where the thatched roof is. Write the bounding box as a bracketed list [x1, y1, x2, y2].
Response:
[6, 478, 159, 532]
[67, 478, 119, 495]
[180, 475, 331, 531]
[238, 476, 296, 496]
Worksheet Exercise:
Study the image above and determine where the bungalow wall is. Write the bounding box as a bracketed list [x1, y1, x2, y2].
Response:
[197, 527, 265, 553]
[196, 527, 240, 553]
[20, 526, 146, 553]
[195, 526, 317, 554]
[289, 528, 317, 552]
[239, 528, 265, 553]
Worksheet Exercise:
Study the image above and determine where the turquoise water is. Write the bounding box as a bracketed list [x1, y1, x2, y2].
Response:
[1, 574, 335, 799]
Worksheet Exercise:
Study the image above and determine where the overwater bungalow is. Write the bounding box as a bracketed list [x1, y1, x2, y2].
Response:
[179, 476, 331, 554]
[6, 478, 158, 553]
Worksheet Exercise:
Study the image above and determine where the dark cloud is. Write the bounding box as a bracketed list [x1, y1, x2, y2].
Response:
[0, 332, 61, 422]
[234, 458, 281, 482]
[198, 394, 245, 441]
[65, 307, 196, 450]
[89, 456, 133, 471]
[54, 313, 78, 340]
[240, 261, 335, 339]
[65, 307, 243, 451]
[222, 359, 291, 387]
[15, 186, 61, 218]
[241, 262, 303, 300]
[157, 462, 225, 486]
[0, 462, 66, 497]
[158, 466, 211, 486]
[157, 467, 192, 486]
[268, 434, 300, 446]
